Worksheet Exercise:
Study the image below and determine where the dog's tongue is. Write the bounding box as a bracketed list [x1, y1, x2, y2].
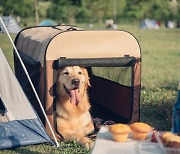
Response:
[69, 89, 81, 106]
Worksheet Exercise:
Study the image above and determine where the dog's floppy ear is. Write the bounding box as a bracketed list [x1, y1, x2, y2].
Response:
[56, 68, 64, 79]
[82, 67, 91, 87]
[56, 69, 61, 80]
[87, 77, 91, 87]
[56, 68, 64, 85]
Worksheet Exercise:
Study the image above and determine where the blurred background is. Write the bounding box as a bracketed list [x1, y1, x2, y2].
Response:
[0, 0, 180, 29]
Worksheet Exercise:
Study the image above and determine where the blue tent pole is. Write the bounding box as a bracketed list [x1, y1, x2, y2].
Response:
[0, 17, 59, 147]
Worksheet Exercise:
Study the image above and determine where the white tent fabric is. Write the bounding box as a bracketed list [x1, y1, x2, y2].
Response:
[140, 19, 160, 29]
[0, 48, 36, 120]
[0, 16, 21, 33]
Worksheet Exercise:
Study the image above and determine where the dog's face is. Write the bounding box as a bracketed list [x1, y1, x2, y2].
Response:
[56, 66, 90, 106]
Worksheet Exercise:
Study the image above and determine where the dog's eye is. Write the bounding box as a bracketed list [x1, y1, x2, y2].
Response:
[64, 71, 69, 76]
[78, 71, 82, 75]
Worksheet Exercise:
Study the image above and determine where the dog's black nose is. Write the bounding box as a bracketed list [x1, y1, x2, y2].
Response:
[72, 78, 80, 87]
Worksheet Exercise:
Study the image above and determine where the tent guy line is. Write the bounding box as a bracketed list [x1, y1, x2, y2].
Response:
[0, 17, 59, 148]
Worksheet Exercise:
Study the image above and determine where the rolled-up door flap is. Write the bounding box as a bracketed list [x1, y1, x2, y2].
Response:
[53, 56, 136, 69]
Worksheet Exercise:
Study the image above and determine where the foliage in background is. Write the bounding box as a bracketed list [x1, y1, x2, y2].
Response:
[0, 0, 35, 18]
[125, 0, 170, 21]
[0, 0, 180, 26]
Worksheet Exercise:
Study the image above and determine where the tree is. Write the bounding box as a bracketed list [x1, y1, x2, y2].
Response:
[35, 0, 39, 25]
[149, 0, 169, 21]
[125, 0, 170, 22]
[168, 0, 179, 20]
[0, 0, 35, 18]
[47, 0, 115, 24]
[1, 0, 179, 26]
[47, 0, 84, 24]
[86, 0, 113, 24]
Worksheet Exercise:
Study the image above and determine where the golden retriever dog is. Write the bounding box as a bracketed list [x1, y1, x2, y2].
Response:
[56, 66, 94, 149]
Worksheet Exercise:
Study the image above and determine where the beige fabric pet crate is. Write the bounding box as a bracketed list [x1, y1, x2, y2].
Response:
[14, 25, 141, 138]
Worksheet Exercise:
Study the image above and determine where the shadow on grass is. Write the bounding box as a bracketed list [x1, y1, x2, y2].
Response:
[140, 81, 177, 131]
[9, 148, 41, 154]
[4, 144, 44, 154]
[160, 80, 178, 91]
[3, 142, 90, 154]
[140, 100, 173, 131]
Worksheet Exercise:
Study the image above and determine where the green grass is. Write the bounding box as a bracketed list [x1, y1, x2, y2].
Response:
[131, 28, 180, 130]
[0, 33, 16, 69]
[0, 142, 90, 154]
[0, 24, 180, 153]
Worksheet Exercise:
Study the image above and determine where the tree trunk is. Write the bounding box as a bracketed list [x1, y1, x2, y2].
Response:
[35, 0, 39, 25]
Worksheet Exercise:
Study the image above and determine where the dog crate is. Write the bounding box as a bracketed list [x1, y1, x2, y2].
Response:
[14, 25, 141, 137]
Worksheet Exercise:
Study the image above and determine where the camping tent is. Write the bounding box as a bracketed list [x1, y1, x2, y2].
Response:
[38, 20, 57, 26]
[0, 16, 21, 33]
[0, 48, 54, 149]
[140, 18, 160, 29]
[14, 25, 141, 137]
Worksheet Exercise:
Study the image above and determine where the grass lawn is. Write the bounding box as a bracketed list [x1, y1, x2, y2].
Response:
[0, 24, 180, 153]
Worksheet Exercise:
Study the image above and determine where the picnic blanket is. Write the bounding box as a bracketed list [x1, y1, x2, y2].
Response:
[91, 127, 164, 154]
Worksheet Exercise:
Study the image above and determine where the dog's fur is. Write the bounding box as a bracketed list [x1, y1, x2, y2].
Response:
[56, 66, 94, 148]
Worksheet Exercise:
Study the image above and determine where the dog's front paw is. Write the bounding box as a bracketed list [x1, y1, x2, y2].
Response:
[84, 140, 94, 149]
[79, 137, 94, 149]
